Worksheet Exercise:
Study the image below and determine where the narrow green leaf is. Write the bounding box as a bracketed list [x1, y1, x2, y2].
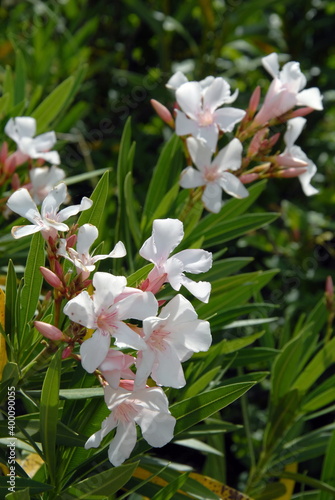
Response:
[255, 482, 287, 500]
[124, 171, 141, 247]
[141, 134, 182, 233]
[0, 476, 53, 494]
[65, 461, 139, 498]
[5, 487, 30, 500]
[5, 260, 17, 337]
[14, 50, 26, 105]
[151, 472, 189, 500]
[3, 66, 14, 109]
[77, 170, 110, 232]
[270, 471, 335, 496]
[32, 76, 75, 133]
[40, 349, 62, 485]
[183, 366, 222, 399]
[0, 93, 10, 116]
[127, 264, 154, 287]
[319, 427, 335, 500]
[292, 337, 335, 394]
[19, 232, 45, 349]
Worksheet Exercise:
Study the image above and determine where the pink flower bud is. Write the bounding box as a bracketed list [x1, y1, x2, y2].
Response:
[40, 266, 63, 288]
[248, 128, 269, 156]
[239, 173, 260, 184]
[277, 154, 308, 168]
[287, 107, 314, 119]
[326, 276, 334, 298]
[34, 321, 65, 340]
[0, 142, 8, 164]
[54, 260, 63, 279]
[279, 167, 307, 178]
[66, 234, 77, 248]
[267, 132, 281, 149]
[151, 99, 175, 128]
[11, 173, 21, 190]
[248, 86, 261, 115]
[62, 346, 73, 359]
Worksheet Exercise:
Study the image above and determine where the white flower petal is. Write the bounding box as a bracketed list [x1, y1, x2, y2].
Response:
[153, 343, 186, 388]
[5, 117, 36, 142]
[77, 224, 98, 255]
[41, 183, 67, 218]
[186, 137, 212, 170]
[262, 53, 280, 79]
[116, 291, 158, 321]
[219, 172, 249, 199]
[175, 110, 199, 137]
[174, 249, 212, 274]
[63, 290, 96, 328]
[7, 188, 40, 224]
[108, 241, 127, 259]
[11, 224, 42, 239]
[196, 123, 218, 152]
[179, 166, 204, 189]
[139, 218, 184, 265]
[166, 71, 188, 90]
[160, 294, 198, 324]
[113, 321, 147, 350]
[80, 330, 111, 373]
[33, 131, 57, 152]
[108, 421, 137, 467]
[135, 349, 156, 388]
[93, 272, 127, 310]
[57, 197, 92, 222]
[214, 107, 246, 133]
[173, 318, 212, 355]
[296, 87, 323, 110]
[203, 78, 232, 113]
[176, 81, 202, 119]
[214, 138, 243, 172]
[138, 407, 175, 448]
[180, 275, 211, 303]
[284, 117, 306, 149]
[202, 183, 222, 213]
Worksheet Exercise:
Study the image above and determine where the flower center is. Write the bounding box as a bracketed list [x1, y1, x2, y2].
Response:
[147, 327, 170, 352]
[113, 400, 139, 424]
[198, 110, 214, 127]
[97, 309, 118, 334]
[204, 165, 220, 183]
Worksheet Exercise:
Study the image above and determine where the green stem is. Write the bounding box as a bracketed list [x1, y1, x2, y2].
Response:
[20, 343, 58, 381]
[238, 367, 256, 471]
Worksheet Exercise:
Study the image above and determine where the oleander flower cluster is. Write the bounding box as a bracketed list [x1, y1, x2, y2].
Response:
[152, 52, 323, 212]
[6, 185, 213, 466]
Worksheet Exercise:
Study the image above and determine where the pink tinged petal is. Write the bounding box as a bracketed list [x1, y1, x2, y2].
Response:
[174, 249, 212, 274]
[175, 111, 199, 137]
[41, 183, 67, 217]
[202, 182, 222, 213]
[93, 272, 127, 309]
[152, 343, 186, 388]
[76, 224, 98, 255]
[262, 53, 280, 79]
[214, 107, 246, 133]
[166, 71, 188, 90]
[116, 291, 158, 321]
[140, 218, 184, 265]
[186, 137, 212, 170]
[108, 421, 137, 467]
[179, 167, 204, 189]
[113, 321, 147, 350]
[218, 172, 249, 199]
[6, 188, 40, 224]
[176, 81, 202, 118]
[63, 291, 96, 328]
[203, 78, 232, 112]
[280, 61, 306, 92]
[284, 117, 306, 148]
[11, 224, 42, 239]
[180, 275, 211, 303]
[215, 138, 243, 173]
[5, 117, 36, 142]
[80, 330, 111, 373]
[57, 197, 93, 222]
[135, 349, 156, 388]
[296, 88, 323, 110]
[196, 123, 218, 152]
[137, 409, 176, 448]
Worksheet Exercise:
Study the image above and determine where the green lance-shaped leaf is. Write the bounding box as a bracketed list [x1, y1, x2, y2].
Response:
[5, 260, 17, 337]
[124, 170, 141, 247]
[14, 50, 27, 106]
[151, 472, 190, 500]
[318, 427, 335, 500]
[77, 170, 110, 234]
[19, 232, 45, 352]
[32, 76, 75, 133]
[39, 349, 62, 485]
[64, 461, 139, 498]
[5, 487, 30, 500]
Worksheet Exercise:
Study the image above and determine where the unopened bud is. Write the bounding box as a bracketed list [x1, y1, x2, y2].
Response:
[62, 346, 73, 359]
[11, 173, 21, 190]
[66, 234, 77, 248]
[40, 266, 63, 288]
[151, 99, 175, 128]
[288, 107, 314, 119]
[279, 167, 307, 178]
[267, 132, 281, 149]
[239, 173, 260, 184]
[0, 142, 8, 163]
[248, 86, 261, 115]
[34, 321, 65, 341]
[248, 128, 269, 156]
[326, 276, 334, 300]
[277, 154, 308, 168]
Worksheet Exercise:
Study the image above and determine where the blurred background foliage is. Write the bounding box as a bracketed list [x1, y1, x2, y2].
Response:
[0, 0, 334, 496]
